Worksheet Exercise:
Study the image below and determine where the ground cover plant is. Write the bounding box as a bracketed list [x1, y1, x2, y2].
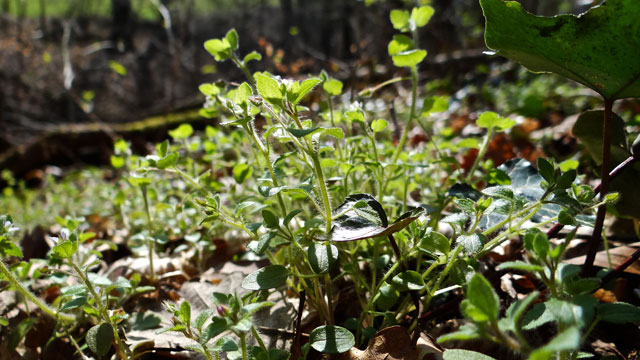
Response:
[1, 1, 640, 359]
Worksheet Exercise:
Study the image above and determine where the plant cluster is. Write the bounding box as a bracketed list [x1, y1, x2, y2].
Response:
[2, 1, 640, 359]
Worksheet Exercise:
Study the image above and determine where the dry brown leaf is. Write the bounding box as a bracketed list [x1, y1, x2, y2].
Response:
[342, 326, 443, 360]
[564, 242, 640, 275]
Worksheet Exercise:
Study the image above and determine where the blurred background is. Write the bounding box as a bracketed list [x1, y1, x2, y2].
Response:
[0, 0, 593, 180]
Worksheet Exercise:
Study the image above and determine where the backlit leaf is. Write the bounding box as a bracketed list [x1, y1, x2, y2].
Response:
[481, 0, 640, 100]
[309, 325, 354, 354]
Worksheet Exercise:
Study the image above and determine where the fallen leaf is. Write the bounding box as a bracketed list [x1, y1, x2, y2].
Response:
[342, 326, 443, 360]
[564, 242, 640, 275]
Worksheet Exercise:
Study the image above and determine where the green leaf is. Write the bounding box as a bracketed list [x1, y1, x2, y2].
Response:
[476, 111, 515, 130]
[202, 317, 228, 343]
[261, 209, 280, 229]
[232, 82, 253, 106]
[597, 302, 640, 324]
[322, 127, 345, 140]
[109, 60, 127, 76]
[210, 337, 239, 352]
[199, 83, 222, 96]
[52, 240, 78, 259]
[532, 230, 550, 259]
[204, 38, 232, 61]
[157, 152, 179, 169]
[572, 110, 629, 165]
[87, 323, 114, 357]
[179, 300, 191, 325]
[457, 138, 479, 149]
[392, 49, 427, 68]
[411, 6, 434, 27]
[375, 283, 399, 311]
[497, 261, 544, 273]
[251, 231, 276, 255]
[169, 124, 193, 140]
[255, 73, 283, 103]
[422, 95, 449, 115]
[391, 270, 425, 291]
[128, 174, 150, 188]
[60, 296, 87, 311]
[308, 243, 339, 274]
[505, 291, 540, 326]
[345, 109, 365, 123]
[309, 325, 354, 354]
[536, 157, 555, 183]
[558, 209, 576, 226]
[225, 29, 239, 51]
[437, 324, 481, 343]
[538, 326, 581, 352]
[241, 301, 275, 318]
[418, 228, 450, 254]
[0, 239, 23, 258]
[389, 9, 410, 30]
[443, 349, 497, 360]
[388, 34, 413, 56]
[457, 234, 486, 255]
[454, 198, 476, 215]
[233, 163, 252, 184]
[242, 265, 289, 290]
[243, 51, 262, 64]
[110, 155, 125, 168]
[323, 78, 343, 96]
[287, 127, 321, 138]
[292, 78, 321, 104]
[0, 317, 7, 326]
[482, 185, 514, 200]
[466, 273, 499, 321]
[131, 312, 162, 331]
[480, 0, 640, 100]
[327, 194, 423, 242]
[371, 119, 388, 133]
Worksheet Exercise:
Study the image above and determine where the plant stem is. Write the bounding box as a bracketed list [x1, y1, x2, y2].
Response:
[356, 261, 401, 342]
[240, 333, 248, 360]
[327, 95, 343, 159]
[424, 245, 462, 308]
[311, 154, 333, 233]
[69, 261, 130, 359]
[141, 186, 155, 282]
[466, 127, 494, 184]
[231, 54, 256, 91]
[0, 260, 75, 322]
[583, 99, 615, 276]
[391, 66, 418, 165]
[324, 273, 335, 325]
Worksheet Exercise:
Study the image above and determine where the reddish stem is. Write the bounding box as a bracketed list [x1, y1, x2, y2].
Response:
[600, 247, 640, 285]
[583, 99, 615, 276]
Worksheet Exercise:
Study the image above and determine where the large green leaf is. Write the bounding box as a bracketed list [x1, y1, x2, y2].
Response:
[241, 265, 289, 290]
[309, 325, 354, 354]
[326, 194, 423, 242]
[572, 110, 628, 165]
[87, 323, 114, 357]
[481, 0, 640, 100]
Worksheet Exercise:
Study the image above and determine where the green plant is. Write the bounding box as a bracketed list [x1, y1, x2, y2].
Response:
[480, 0, 640, 276]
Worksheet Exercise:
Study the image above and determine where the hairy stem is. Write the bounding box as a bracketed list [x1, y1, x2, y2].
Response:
[0, 260, 75, 322]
